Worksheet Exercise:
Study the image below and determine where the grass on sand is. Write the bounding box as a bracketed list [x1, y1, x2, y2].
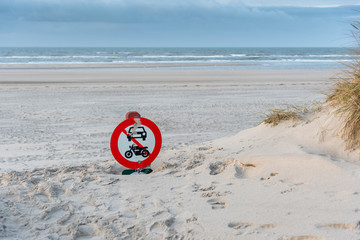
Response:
[326, 22, 360, 149]
[263, 106, 308, 127]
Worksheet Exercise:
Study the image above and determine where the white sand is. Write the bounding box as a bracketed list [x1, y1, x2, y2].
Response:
[0, 69, 334, 171]
[1, 68, 359, 239]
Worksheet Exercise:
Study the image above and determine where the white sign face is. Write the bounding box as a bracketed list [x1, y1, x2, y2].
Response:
[117, 125, 156, 163]
[111, 117, 162, 169]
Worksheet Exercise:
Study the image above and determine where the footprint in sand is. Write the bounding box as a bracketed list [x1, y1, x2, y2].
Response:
[149, 216, 176, 233]
[193, 183, 231, 198]
[192, 184, 216, 192]
[228, 222, 255, 229]
[201, 192, 220, 198]
[280, 236, 324, 240]
[207, 198, 226, 210]
[198, 146, 212, 151]
[228, 222, 277, 236]
[209, 160, 232, 175]
[75, 223, 98, 238]
[234, 162, 257, 179]
[40, 203, 74, 225]
[228, 222, 277, 230]
[34, 193, 50, 203]
[319, 223, 360, 230]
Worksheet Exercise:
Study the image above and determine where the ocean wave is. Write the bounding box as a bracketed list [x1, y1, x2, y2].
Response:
[0, 54, 354, 61]
[0, 55, 122, 59]
[136, 55, 228, 58]
[0, 47, 353, 69]
[0, 59, 351, 65]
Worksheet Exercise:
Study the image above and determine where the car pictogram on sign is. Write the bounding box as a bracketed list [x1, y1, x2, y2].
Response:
[127, 126, 147, 141]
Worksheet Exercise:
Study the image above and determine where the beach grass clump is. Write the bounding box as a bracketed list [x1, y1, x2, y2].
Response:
[326, 22, 360, 149]
[263, 107, 305, 126]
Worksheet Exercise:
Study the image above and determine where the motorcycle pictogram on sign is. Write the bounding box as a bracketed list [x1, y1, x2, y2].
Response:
[125, 144, 149, 158]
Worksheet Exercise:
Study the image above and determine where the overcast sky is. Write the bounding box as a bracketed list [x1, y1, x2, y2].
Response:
[0, 0, 359, 47]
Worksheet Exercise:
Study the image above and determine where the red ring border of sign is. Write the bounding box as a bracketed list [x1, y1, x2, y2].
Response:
[110, 117, 162, 169]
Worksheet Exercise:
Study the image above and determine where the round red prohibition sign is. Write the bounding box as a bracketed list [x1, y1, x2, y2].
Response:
[110, 117, 162, 169]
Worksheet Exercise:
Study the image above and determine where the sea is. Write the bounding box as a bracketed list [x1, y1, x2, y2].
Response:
[0, 47, 356, 70]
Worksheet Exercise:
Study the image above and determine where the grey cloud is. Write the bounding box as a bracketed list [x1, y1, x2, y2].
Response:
[242, 0, 360, 7]
[1, 0, 355, 24]
[0, 0, 357, 47]
[0, 1, 247, 23]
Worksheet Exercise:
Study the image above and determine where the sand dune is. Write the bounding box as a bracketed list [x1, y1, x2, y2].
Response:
[1, 106, 359, 239]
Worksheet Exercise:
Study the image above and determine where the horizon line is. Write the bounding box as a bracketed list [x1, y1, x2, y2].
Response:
[0, 46, 349, 48]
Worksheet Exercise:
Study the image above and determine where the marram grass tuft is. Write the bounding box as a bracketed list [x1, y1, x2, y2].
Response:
[326, 21, 360, 149]
[263, 107, 304, 127]
[327, 61, 360, 149]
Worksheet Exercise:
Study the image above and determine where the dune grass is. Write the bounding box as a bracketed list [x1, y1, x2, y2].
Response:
[325, 22, 360, 149]
[263, 106, 307, 126]
[263, 102, 324, 127]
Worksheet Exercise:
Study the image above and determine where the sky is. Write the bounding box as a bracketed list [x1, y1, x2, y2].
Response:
[0, 0, 359, 47]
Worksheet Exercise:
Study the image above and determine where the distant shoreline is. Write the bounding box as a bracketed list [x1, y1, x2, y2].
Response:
[0, 68, 337, 85]
[0, 63, 343, 71]
[0, 62, 256, 70]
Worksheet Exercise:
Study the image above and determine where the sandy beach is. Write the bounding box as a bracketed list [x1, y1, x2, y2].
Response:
[1, 66, 360, 239]
[0, 68, 334, 171]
